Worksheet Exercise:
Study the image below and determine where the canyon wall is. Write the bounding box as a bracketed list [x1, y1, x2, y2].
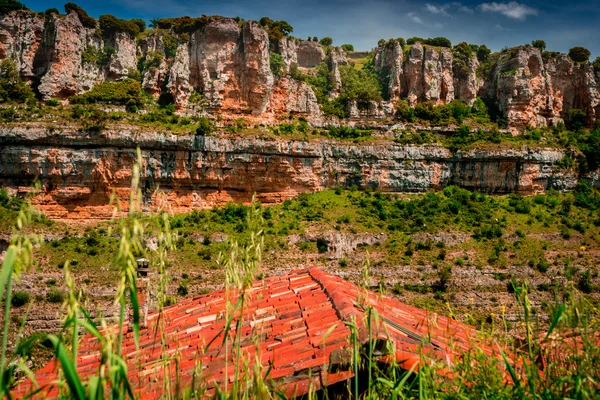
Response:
[0, 126, 586, 220]
[1, 11, 599, 131]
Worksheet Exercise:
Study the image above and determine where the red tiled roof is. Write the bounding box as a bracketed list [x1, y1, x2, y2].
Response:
[14, 268, 506, 398]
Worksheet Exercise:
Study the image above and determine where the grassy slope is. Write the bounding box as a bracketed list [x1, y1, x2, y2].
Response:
[13, 186, 598, 332]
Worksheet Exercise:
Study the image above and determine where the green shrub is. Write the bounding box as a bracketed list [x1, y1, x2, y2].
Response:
[99, 14, 143, 38]
[0, 188, 22, 210]
[152, 15, 220, 35]
[341, 44, 354, 52]
[195, 117, 214, 135]
[64, 3, 96, 28]
[531, 40, 546, 52]
[11, 291, 30, 307]
[70, 79, 142, 108]
[319, 37, 333, 46]
[568, 46, 591, 63]
[258, 17, 293, 43]
[0, 59, 34, 103]
[0, 0, 28, 14]
[45, 99, 60, 107]
[269, 52, 285, 78]
[577, 269, 592, 293]
[46, 289, 65, 303]
[44, 7, 59, 15]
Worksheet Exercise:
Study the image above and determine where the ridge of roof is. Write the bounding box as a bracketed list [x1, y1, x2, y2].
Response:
[14, 267, 506, 399]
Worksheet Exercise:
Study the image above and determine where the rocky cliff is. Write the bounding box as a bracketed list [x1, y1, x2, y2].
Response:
[1, 10, 599, 131]
[0, 125, 587, 220]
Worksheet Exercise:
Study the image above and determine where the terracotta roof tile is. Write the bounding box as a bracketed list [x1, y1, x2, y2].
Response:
[14, 267, 506, 398]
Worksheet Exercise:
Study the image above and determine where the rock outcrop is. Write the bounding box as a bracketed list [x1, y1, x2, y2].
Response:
[0, 126, 587, 220]
[296, 40, 325, 68]
[0, 10, 599, 129]
[483, 47, 600, 133]
[0, 10, 44, 81]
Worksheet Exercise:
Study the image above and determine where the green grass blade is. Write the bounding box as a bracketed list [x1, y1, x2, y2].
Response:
[545, 304, 565, 339]
[0, 246, 16, 302]
[47, 334, 86, 400]
[500, 348, 521, 389]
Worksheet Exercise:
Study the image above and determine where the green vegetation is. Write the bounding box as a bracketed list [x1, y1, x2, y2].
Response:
[341, 44, 354, 52]
[269, 52, 284, 78]
[44, 7, 59, 15]
[319, 37, 333, 46]
[99, 14, 145, 38]
[0, 59, 34, 103]
[0, 0, 27, 15]
[407, 36, 452, 48]
[568, 46, 591, 63]
[531, 39, 546, 52]
[396, 98, 490, 127]
[70, 79, 142, 111]
[64, 2, 96, 28]
[10, 291, 29, 307]
[258, 17, 293, 43]
[150, 15, 221, 34]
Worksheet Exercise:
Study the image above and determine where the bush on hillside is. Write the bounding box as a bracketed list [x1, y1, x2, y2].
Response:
[0, 0, 27, 15]
[319, 37, 333, 46]
[44, 7, 59, 15]
[0, 59, 34, 103]
[70, 79, 142, 111]
[531, 40, 546, 52]
[269, 52, 285, 78]
[64, 2, 96, 28]
[258, 17, 293, 43]
[568, 46, 591, 63]
[341, 44, 354, 52]
[11, 291, 30, 307]
[99, 14, 143, 38]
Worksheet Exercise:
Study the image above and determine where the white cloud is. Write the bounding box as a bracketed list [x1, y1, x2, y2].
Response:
[478, 1, 538, 20]
[424, 3, 474, 17]
[407, 12, 424, 24]
[407, 12, 443, 29]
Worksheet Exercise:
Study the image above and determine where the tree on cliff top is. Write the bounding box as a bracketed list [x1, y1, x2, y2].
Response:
[568, 46, 591, 63]
[99, 14, 144, 38]
[341, 44, 354, 52]
[259, 17, 293, 43]
[0, 0, 27, 14]
[319, 37, 333, 47]
[64, 3, 96, 28]
[531, 40, 546, 52]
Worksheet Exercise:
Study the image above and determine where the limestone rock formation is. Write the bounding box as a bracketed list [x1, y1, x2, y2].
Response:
[104, 32, 137, 80]
[0, 126, 587, 220]
[137, 33, 169, 97]
[296, 40, 325, 68]
[484, 47, 600, 133]
[0, 10, 44, 81]
[186, 18, 273, 114]
[37, 12, 101, 99]
[269, 77, 321, 123]
[373, 40, 403, 101]
[0, 9, 598, 130]
[453, 53, 480, 105]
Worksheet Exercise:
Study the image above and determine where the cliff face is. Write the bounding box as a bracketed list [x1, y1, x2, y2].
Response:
[0, 126, 586, 220]
[1, 11, 599, 130]
[483, 47, 600, 133]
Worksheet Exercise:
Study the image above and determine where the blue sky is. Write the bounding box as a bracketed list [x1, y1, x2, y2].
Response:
[28, 0, 599, 57]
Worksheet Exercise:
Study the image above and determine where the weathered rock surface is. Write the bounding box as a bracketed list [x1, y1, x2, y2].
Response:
[483, 47, 600, 133]
[296, 40, 325, 68]
[0, 126, 587, 220]
[0, 10, 44, 81]
[0, 11, 599, 129]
